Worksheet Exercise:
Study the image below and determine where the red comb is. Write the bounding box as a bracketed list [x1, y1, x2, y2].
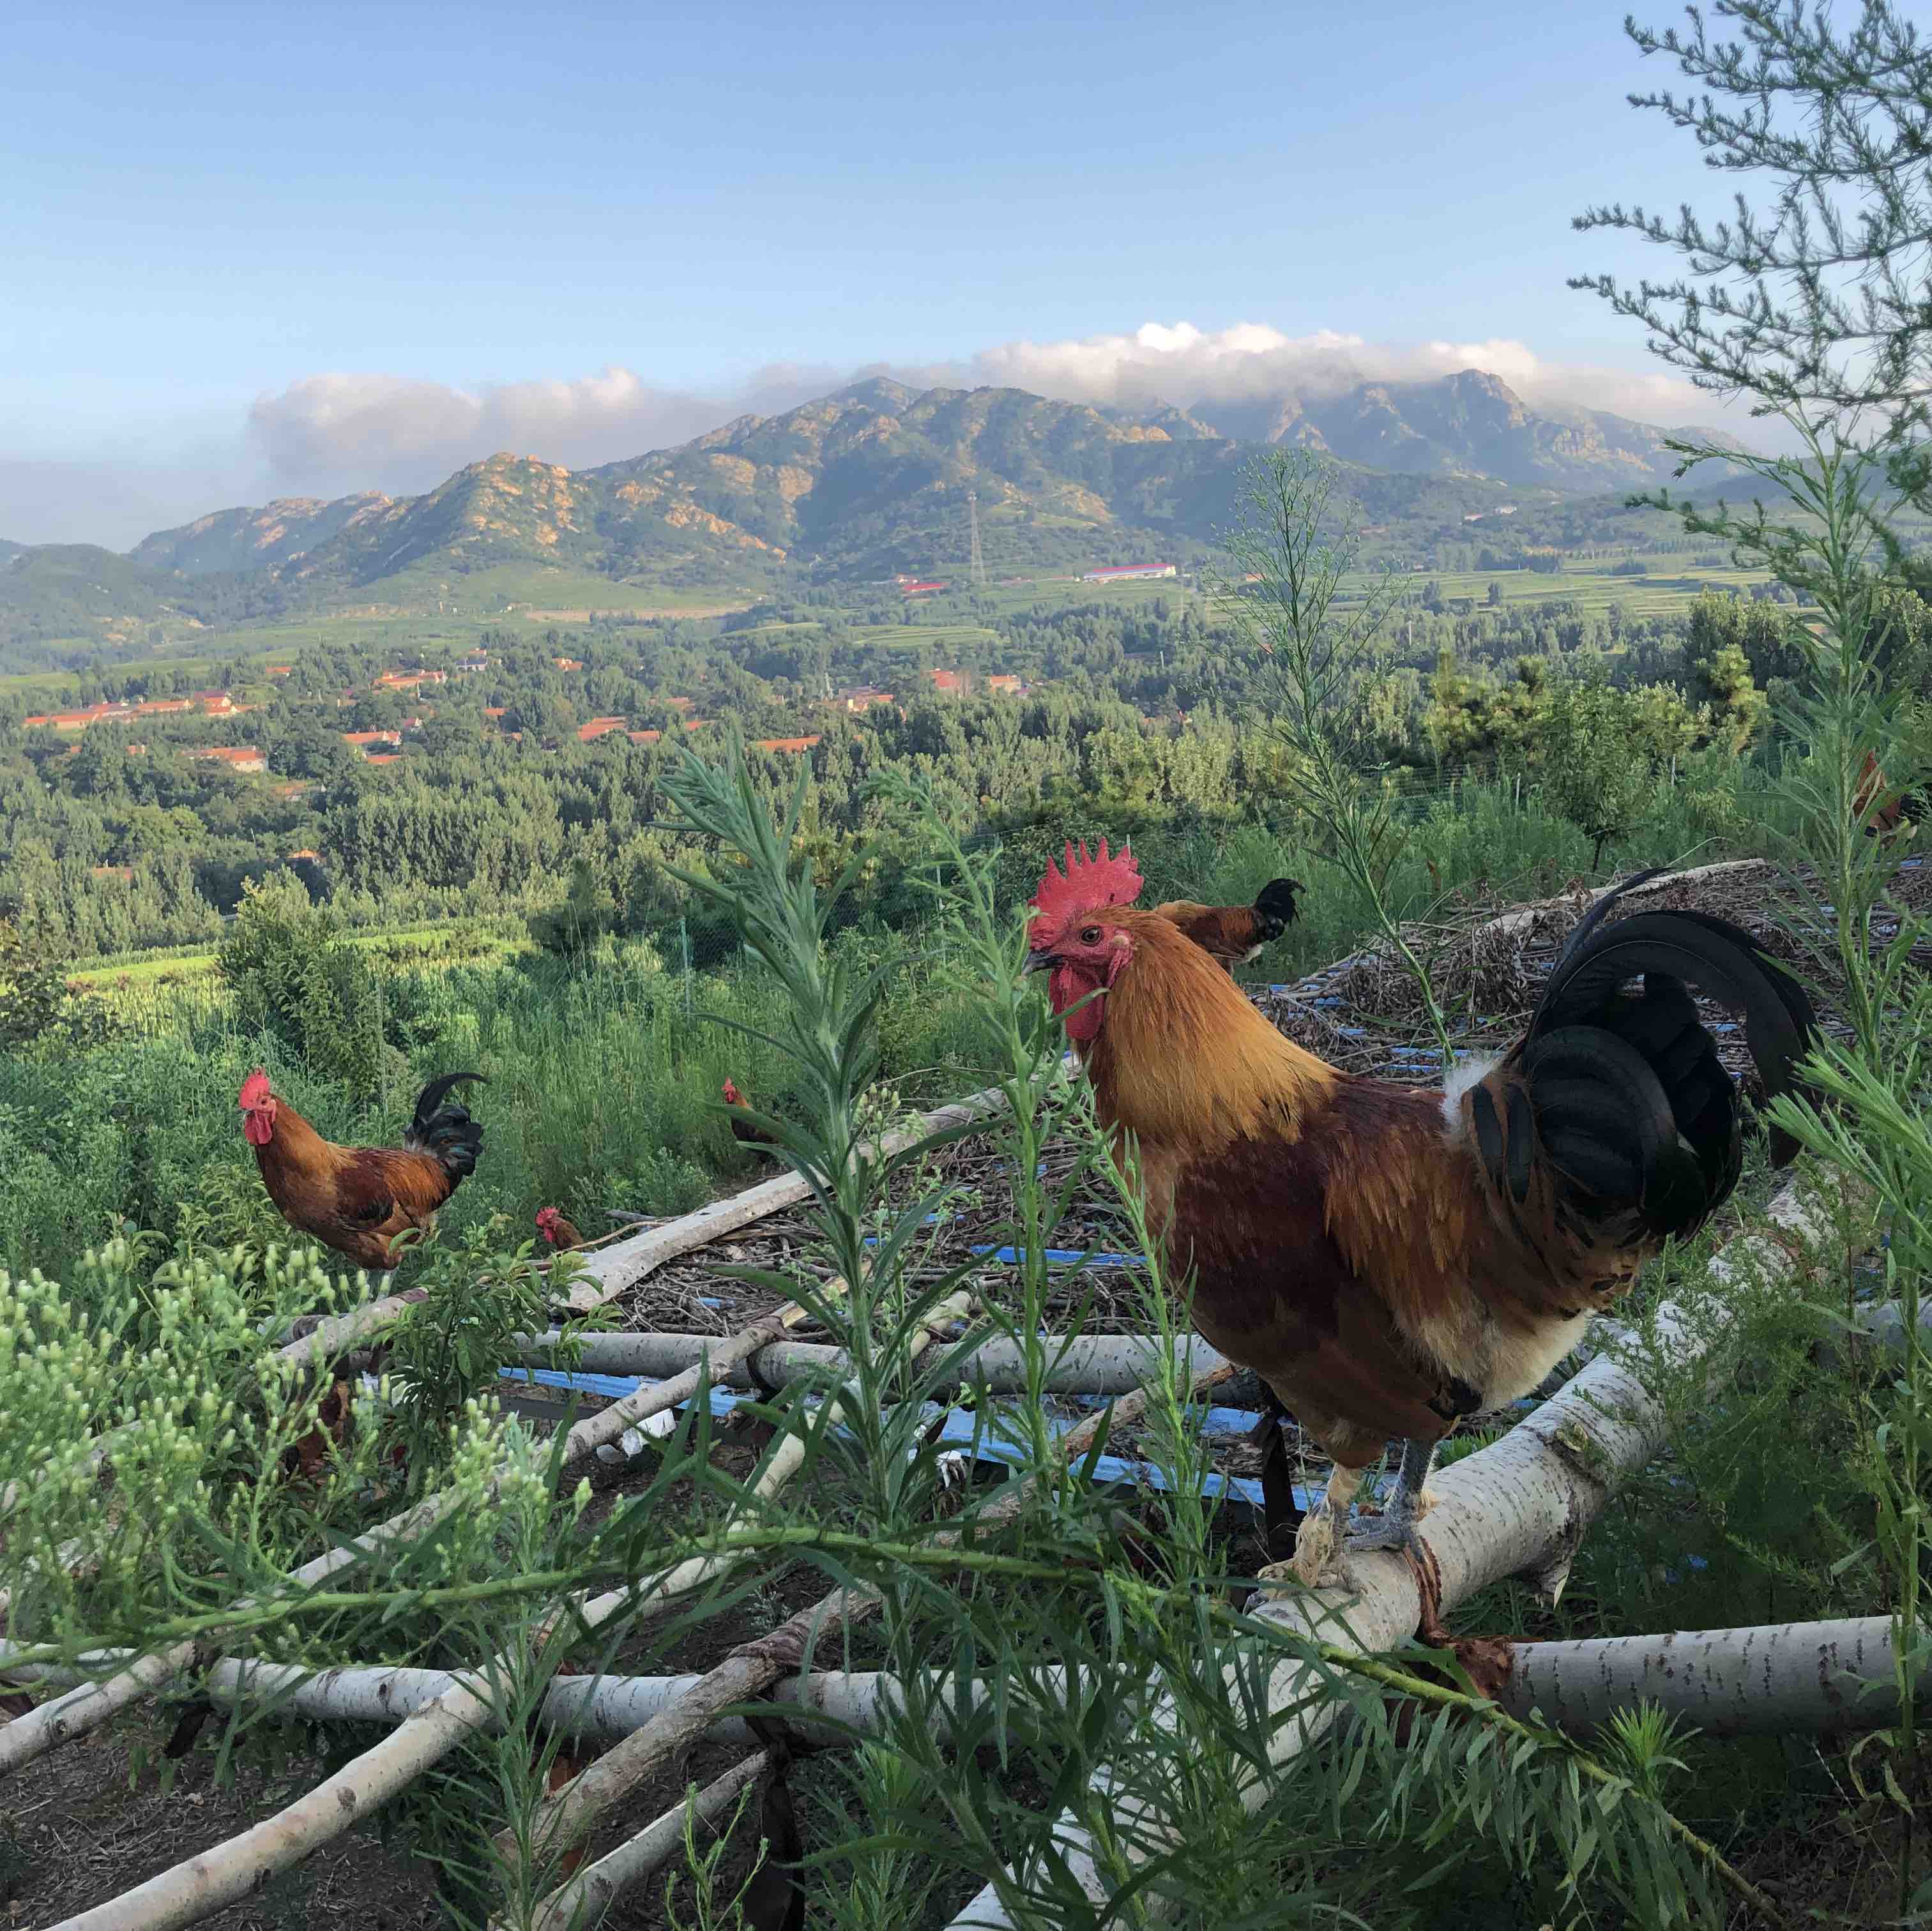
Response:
[238, 1067, 271, 1107]
[1028, 838, 1143, 924]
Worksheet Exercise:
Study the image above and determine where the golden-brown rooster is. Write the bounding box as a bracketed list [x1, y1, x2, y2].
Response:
[1024, 840, 1813, 1589]
[1155, 876, 1304, 972]
[238, 1068, 485, 1271]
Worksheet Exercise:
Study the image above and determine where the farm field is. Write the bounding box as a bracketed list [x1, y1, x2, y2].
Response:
[1348, 554, 1783, 615]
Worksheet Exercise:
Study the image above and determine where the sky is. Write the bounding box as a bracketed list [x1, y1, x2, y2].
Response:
[1, 0, 1751, 548]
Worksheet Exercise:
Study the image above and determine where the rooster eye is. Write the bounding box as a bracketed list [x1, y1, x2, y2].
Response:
[1079, 925, 1101, 945]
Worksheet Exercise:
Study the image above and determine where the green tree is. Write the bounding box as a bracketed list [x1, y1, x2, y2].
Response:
[218, 878, 392, 1098]
[1695, 641, 1771, 754]
[1537, 680, 1657, 872]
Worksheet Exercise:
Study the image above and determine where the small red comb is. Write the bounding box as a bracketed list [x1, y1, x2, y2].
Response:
[238, 1067, 271, 1107]
[1028, 838, 1143, 924]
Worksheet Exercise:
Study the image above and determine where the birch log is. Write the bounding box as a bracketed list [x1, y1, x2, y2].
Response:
[515, 1329, 1229, 1397]
[0, 1656, 943, 1750]
[533, 1752, 773, 1931]
[1502, 1616, 1900, 1739]
[503, 1356, 1237, 1911]
[562, 1083, 1010, 1313]
[554, 1279, 847, 1468]
[0, 1485, 462, 1779]
[943, 1176, 1831, 1928]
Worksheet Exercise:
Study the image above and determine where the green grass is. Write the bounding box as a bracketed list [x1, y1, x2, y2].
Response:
[0, 934, 989, 1277]
[1345, 555, 1781, 617]
[860, 622, 1003, 653]
[68, 920, 533, 999]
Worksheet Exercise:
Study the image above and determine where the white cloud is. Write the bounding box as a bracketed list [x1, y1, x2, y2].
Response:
[245, 366, 767, 496]
[925, 320, 1744, 431]
[3, 321, 1753, 549]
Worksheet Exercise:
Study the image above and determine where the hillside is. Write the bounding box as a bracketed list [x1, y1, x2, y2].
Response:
[0, 544, 199, 656]
[0, 371, 1763, 667]
[130, 492, 392, 575]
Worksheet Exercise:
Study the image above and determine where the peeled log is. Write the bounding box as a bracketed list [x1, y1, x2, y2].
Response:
[945, 1176, 1834, 1928]
[513, 1329, 1230, 1397]
[1503, 1616, 1899, 1739]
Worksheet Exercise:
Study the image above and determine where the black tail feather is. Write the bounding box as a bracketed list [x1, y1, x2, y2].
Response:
[1525, 888, 1814, 1237]
[1252, 877, 1304, 941]
[405, 1072, 487, 1178]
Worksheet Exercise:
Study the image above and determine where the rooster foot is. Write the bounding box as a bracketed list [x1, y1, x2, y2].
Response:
[1253, 1509, 1358, 1597]
[1344, 1482, 1437, 1560]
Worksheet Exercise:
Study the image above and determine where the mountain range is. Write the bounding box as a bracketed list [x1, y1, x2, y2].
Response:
[1, 370, 1743, 663]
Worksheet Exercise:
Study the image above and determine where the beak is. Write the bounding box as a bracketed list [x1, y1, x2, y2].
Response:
[1023, 949, 1057, 976]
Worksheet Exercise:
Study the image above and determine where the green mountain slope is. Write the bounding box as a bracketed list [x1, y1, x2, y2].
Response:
[130, 492, 392, 575]
[0, 372, 1762, 664]
[0, 545, 196, 655]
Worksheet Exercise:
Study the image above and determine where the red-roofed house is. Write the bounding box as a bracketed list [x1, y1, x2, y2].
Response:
[628, 729, 663, 745]
[266, 665, 294, 678]
[832, 686, 893, 714]
[662, 695, 694, 711]
[752, 735, 822, 753]
[986, 674, 1023, 695]
[925, 669, 966, 695]
[193, 689, 237, 713]
[901, 580, 949, 596]
[578, 716, 628, 742]
[364, 753, 400, 766]
[342, 730, 403, 753]
[553, 656, 584, 672]
[484, 706, 508, 720]
[191, 746, 266, 773]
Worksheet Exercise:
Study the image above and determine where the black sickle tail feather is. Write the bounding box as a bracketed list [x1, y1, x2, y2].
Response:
[404, 1072, 487, 1179]
[1502, 877, 1816, 1243]
[1251, 877, 1304, 944]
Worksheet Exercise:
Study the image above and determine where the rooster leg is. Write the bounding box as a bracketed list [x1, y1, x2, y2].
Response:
[1256, 1462, 1364, 1593]
[1344, 1437, 1438, 1558]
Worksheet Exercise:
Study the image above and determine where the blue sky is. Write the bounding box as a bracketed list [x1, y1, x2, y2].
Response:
[2, 0, 1733, 543]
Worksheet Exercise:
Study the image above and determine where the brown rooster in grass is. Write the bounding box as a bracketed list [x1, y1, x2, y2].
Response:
[239, 1069, 485, 1271]
[1154, 877, 1304, 973]
[1024, 840, 1813, 1592]
[722, 1077, 780, 1150]
[535, 1206, 585, 1252]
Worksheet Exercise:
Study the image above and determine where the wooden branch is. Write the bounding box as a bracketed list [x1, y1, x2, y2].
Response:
[529, 1751, 772, 1931]
[942, 1176, 1832, 1928]
[1, 1655, 977, 1750]
[1503, 1616, 1900, 1739]
[553, 1278, 847, 1470]
[515, 1329, 1230, 1397]
[561, 1084, 1010, 1314]
[503, 1349, 1235, 1911]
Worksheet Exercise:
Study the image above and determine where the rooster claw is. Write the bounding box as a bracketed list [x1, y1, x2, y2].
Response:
[1343, 1515, 1429, 1560]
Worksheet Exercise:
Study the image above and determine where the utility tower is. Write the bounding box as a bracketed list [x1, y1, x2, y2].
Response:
[966, 489, 987, 591]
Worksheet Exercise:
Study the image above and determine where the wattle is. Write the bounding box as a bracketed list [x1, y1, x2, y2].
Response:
[1050, 964, 1104, 1043]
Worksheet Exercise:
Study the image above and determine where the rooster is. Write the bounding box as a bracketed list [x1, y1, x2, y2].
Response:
[1024, 840, 1813, 1591]
[238, 1069, 486, 1271]
[535, 1207, 585, 1252]
[1155, 877, 1304, 973]
[722, 1077, 780, 1149]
